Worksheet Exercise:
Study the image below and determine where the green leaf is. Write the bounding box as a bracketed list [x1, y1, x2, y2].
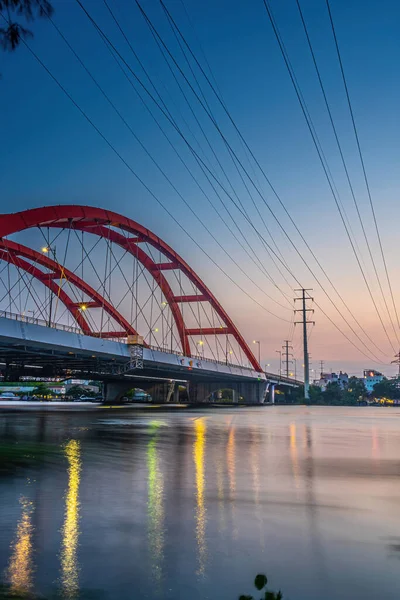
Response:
[254, 574, 268, 590]
[264, 592, 277, 600]
[276, 592, 283, 600]
[239, 596, 253, 600]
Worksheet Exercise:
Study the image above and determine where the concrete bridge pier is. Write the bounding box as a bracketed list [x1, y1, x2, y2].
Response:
[238, 380, 269, 404]
[144, 381, 176, 403]
[269, 383, 275, 404]
[103, 380, 178, 404]
[103, 380, 134, 404]
[188, 380, 268, 404]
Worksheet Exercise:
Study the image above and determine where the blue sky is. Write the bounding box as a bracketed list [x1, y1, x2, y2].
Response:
[1, 0, 400, 376]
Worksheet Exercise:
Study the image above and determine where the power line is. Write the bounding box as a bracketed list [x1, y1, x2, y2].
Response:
[295, 0, 399, 347]
[147, 0, 390, 361]
[18, 6, 386, 364]
[128, 0, 295, 295]
[325, 0, 400, 338]
[262, 0, 396, 354]
[100, 0, 293, 307]
[160, 0, 293, 280]
[42, 7, 292, 314]
[16, 35, 290, 325]
[135, 0, 391, 362]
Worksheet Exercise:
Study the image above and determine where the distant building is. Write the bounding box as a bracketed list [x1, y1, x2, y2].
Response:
[314, 371, 349, 391]
[363, 370, 383, 393]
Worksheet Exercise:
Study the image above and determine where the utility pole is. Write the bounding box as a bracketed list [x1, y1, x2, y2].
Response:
[391, 350, 400, 377]
[319, 360, 324, 377]
[282, 340, 293, 378]
[294, 289, 315, 400]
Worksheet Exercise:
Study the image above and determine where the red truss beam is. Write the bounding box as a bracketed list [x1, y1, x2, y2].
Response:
[173, 295, 208, 303]
[0, 240, 140, 339]
[0, 206, 262, 371]
[36, 272, 60, 281]
[91, 331, 128, 339]
[186, 327, 229, 336]
[153, 262, 179, 270]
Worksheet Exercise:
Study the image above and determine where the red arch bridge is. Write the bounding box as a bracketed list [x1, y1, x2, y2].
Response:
[0, 206, 299, 403]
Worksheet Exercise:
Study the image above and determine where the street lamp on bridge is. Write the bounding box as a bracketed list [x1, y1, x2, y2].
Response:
[41, 244, 57, 328]
[253, 340, 261, 365]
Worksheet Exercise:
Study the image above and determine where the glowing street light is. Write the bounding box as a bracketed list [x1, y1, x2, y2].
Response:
[253, 340, 261, 364]
[80, 304, 87, 311]
[41, 244, 56, 328]
[197, 340, 204, 358]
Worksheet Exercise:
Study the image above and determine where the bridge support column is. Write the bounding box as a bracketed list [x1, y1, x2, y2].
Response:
[144, 381, 175, 403]
[238, 381, 268, 404]
[103, 380, 134, 404]
[232, 387, 239, 404]
[269, 384, 276, 404]
[173, 383, 180, 403]
[188, 381, 214, 403]
[188, 380, 268, 404]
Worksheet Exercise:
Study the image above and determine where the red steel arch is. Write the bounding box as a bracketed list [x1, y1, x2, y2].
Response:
[0, 239, 140, 338]
[0, 206, 261, 371]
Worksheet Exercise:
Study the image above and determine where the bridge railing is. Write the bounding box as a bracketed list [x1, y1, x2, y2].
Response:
[0, 310, 84, 335]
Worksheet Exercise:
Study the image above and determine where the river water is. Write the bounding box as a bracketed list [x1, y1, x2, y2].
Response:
[1, 405, 400, 599]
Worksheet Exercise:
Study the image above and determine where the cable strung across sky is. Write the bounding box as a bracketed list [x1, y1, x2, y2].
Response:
[58, 2, 390, 363]
[130, 0, 391, 361]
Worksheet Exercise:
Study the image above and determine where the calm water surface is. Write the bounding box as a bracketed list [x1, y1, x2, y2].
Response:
[1, 405, 400, 599]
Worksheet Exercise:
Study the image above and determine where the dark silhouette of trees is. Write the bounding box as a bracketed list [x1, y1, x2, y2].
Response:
[344, 376, 367, 405]
[372, 377, 400, 400]
[239, 574, 283, 600]
[0, 0, 53, 51]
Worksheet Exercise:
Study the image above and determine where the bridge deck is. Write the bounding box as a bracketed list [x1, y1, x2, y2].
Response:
[0, 316, 300, 386]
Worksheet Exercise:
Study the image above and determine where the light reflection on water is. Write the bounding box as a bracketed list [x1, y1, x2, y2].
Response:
[60, 439, 81, 599]
[290, 422, 301, 492]
[227, 425, 238, 540]
[193, 418, 207, 576]
[147, 422, 165, 587]
[7, 496, 34, 595]
[1, 407, 400, 600]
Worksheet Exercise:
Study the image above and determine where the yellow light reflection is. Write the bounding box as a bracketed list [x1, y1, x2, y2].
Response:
[371, 427, 380, 458]
[290, 423, 300, 491]
[147, 423, 164, 586]
[227, 428, 236, 496]
[8, 496, 35, 596]
[61, 439, 82, 599]
[227, 426, 238, 539]
[215, 456, 226, 532]
[193, 418, 207, 576]
[250, 427, 264, 550]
